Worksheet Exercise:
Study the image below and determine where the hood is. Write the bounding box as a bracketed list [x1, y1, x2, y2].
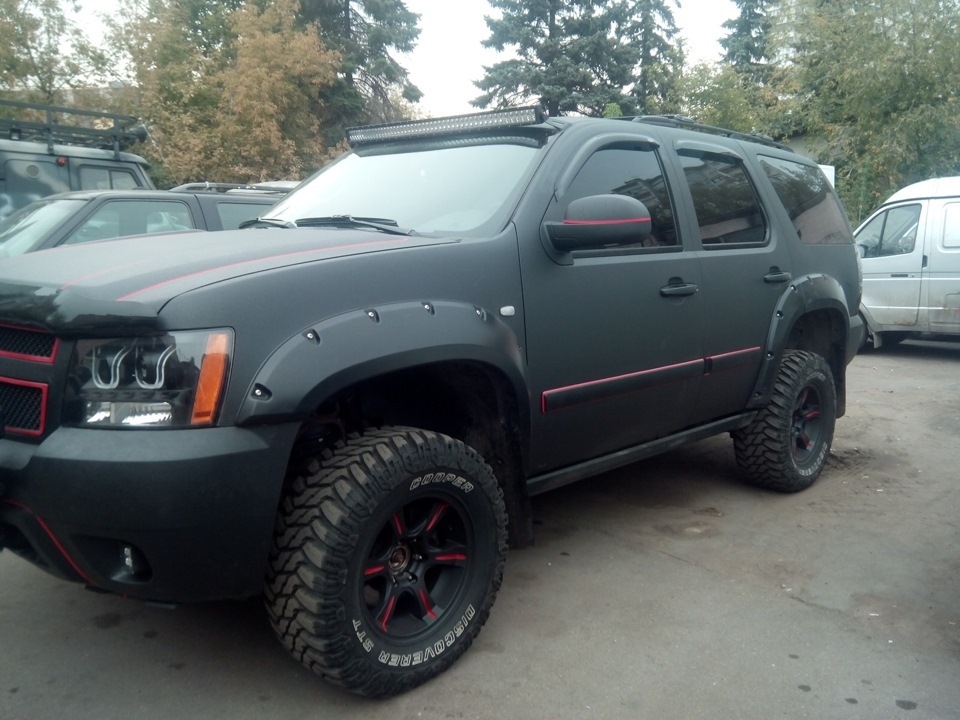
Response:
[0, 227, 456, 334]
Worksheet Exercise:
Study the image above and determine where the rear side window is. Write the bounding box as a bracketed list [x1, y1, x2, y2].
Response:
[679, 151, 767, 247]
[759, 156, 851, 244]
[855, 205, 921, 258]
[79, 167, 141, 190]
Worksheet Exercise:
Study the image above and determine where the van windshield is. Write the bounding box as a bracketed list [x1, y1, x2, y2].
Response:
[0, 198, 86, 257]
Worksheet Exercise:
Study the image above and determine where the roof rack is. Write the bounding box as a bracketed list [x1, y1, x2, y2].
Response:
[0, 98, 149, 157]
[170, 181, 298, 195]
[619, 114, 791, 151]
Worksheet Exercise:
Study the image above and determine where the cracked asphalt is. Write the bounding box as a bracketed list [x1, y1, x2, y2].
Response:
[2, 339, 959, 719]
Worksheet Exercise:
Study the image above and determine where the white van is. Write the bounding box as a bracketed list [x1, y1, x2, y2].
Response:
[855, 177, 960, 348]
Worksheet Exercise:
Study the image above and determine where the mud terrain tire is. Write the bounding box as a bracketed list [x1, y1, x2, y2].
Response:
[733, 350, 836, 493]
[265, 426, 508, 697]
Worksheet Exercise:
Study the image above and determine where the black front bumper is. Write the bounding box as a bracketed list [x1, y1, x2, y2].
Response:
[0, 422, 299, 602]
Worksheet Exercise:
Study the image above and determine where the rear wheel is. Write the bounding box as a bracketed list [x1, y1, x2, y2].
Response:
[733, 350, 836, 492]
[265, 426, 508, 697]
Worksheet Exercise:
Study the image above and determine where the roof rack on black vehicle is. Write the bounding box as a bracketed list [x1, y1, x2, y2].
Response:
[0, 97, 148, 157]
[620, 114, 789, 151]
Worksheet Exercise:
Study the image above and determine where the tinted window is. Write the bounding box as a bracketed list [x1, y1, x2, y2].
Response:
[680, 151, 766, 247]
[562, 146, 678, 247]
[79, 167, 141, 190]
[217, 201, 271, 229]
[760, 156, 851, 244]
[855, 205, 921, 258]
[62, 200, 196, 246]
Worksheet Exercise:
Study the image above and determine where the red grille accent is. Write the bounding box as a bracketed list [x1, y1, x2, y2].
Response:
[0, 324, 58, 363]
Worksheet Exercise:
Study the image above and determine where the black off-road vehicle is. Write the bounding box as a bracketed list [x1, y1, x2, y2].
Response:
[0, 98, 154, 220]
[0, 108, 863, 696]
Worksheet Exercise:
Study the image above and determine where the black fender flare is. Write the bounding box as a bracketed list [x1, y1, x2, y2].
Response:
[747, 273, 852, 409]
[235, 300, 529, 432]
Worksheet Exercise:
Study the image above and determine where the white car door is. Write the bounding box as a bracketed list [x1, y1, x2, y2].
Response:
[857, 203, 924, 330]
[923, 199, 960, 334]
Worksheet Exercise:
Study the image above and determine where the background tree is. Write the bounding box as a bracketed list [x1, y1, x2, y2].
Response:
[627, 0, 683, 114]
[0, 0, 106, 104]
[679, 62, 767, 130]
[298, 0, 422, 137]
[770, 0, 960, 220]
[720, 0, 771, 83]
[106, 0, 341, 186]
[474, 0, 682, 117]
[677, 0, 774, 139]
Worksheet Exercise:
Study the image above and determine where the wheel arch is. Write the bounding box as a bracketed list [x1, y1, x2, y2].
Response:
[749, 274, 853, 417]
[236, 300, 535, 547]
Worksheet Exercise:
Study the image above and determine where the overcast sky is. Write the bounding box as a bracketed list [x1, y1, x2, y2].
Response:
[74, 0, 736, 118]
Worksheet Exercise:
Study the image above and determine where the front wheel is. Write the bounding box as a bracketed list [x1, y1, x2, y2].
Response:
[733, 350, 836, 493]
[265, 426, 508, 697]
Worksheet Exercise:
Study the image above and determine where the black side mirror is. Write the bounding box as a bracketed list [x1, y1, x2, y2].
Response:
[544, 194, 652, 252]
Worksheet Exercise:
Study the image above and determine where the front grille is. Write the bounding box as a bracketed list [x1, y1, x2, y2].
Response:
[0, 378, 46, 435]
[0, 325, 57, 362]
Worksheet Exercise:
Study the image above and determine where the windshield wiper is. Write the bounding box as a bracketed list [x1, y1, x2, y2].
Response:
[293, 215, 414, 236]
[238, 217, 297, 229]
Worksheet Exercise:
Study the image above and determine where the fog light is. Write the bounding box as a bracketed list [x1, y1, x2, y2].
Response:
[120, 544, 151, 580]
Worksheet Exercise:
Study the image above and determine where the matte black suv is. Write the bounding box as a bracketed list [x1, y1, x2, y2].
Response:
[0, 185, 289, 257]
[0, 108, 863, 697]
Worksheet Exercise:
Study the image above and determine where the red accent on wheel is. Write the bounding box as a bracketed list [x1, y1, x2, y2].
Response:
[419, 589, 437, 620]
[425, 502, 449, 532]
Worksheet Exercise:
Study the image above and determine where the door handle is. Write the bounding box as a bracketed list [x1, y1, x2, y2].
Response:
[660, 283, 698, 297]
[764, 271, 792, 283]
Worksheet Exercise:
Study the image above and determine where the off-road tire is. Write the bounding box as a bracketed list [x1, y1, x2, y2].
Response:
[733, 350, 836, 493]
[265, 426, 508, 697]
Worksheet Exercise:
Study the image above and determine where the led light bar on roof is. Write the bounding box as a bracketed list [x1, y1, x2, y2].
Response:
[346, 106, 545, 145]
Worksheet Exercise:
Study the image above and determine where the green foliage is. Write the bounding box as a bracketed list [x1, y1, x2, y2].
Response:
[474, 0, 682, 117]
[720, 0, 771, 79]
[298, 0, 422, 134]
[0, 0, 107, 102]
[627, 0, 683, 114]
[771, 0, 960, 220]
[602, 102, 623, 118]
[679, 63, 768, 131]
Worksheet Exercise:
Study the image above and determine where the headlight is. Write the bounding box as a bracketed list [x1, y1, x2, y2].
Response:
[65, 329, 233, 427]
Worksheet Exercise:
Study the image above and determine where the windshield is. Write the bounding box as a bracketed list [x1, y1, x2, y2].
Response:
[263, 136, 547, 237]
[0, 198, 86, 257]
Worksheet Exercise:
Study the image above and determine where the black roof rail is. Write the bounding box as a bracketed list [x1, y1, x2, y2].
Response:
[0, 98, 149, 157]
[618, 114, 791, 151]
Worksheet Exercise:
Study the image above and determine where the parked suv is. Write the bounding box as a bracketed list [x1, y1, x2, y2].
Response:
[0, 98, 155, 219]
[856, 176, 960, 347]
[0, 184, 290, 257]
[0, 108, 863, 697]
